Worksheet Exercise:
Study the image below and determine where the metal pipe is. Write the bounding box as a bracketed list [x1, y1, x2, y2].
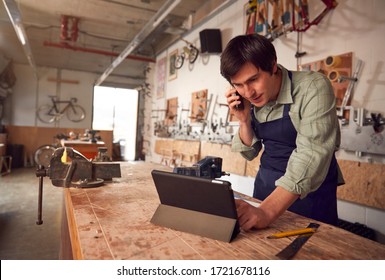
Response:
[95, 0, 182, 86]
[43, 41, 156, 63]
[35, 166, 46, 225]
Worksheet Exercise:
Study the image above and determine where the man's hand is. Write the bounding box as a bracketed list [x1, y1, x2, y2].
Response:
[235, 199, 270, 230]
[235, 187, 300, 231]
[225, 87, 251, 123]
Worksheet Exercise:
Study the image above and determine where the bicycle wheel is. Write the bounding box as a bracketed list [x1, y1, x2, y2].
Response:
[188, 46, 199, 64]
[67, 104, 86, 122]
[174, 53, 185, 69]
[34, 145, 56, 167]
[36, 104, 56, 123]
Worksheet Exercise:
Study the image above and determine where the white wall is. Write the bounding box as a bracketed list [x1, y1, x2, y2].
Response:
[146, 0, 385, 241]
[4, 64, 96, 128]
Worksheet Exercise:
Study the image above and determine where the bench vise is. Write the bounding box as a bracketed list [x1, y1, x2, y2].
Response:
[35, 147, 121, 225]
[173, 156, 229, 179]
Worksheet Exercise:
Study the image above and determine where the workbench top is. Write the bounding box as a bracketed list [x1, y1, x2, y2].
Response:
[62, 161, 385, 260]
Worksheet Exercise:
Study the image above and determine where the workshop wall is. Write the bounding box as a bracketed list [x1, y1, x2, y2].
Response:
[3, 0, 385, 242]
[144, 0, 385, 242]
[6, 65, 95, 128]
[146, 0, 385, 165]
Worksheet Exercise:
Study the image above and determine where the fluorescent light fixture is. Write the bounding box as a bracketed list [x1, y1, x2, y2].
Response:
[96, 0, 181, 86]
[14, 24, 26, 45]
[2, 0, 38, 77]
[152, 0, 181, 28]
[2, 0, 26, 45]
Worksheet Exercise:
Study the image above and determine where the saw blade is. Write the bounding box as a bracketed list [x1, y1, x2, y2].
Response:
[275, 222, 320, 260]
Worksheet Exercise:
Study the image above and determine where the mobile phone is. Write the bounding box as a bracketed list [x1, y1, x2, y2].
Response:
[234, 92, 244, 110]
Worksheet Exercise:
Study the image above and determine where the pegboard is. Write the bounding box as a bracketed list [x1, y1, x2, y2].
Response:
[190, 89, 208, 123]
[299, 52, 353, 108]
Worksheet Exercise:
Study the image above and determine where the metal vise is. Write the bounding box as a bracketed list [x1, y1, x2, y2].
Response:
[173, 156, 229, 179]
[35, 147, 121, 225]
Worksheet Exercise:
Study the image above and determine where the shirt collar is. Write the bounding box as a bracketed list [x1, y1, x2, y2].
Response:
[276, 65, 293, 105]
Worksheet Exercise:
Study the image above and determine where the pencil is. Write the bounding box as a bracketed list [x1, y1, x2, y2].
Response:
[267, 227, 317, 239]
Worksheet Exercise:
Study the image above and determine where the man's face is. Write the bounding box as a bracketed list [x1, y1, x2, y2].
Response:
[230, 62, 279, 107]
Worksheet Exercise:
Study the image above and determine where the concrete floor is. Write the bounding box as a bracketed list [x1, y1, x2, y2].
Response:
[0, 167, 63, 260]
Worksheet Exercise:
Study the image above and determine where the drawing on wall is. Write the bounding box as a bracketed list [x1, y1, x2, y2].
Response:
[168, 50, 178, 81]
[156, 56, 167, 98]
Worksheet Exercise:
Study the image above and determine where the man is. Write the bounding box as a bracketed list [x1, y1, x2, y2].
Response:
[220, 34, 343, 231]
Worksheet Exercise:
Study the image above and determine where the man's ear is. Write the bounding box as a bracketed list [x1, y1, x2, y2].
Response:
[272, 62, 278, 75]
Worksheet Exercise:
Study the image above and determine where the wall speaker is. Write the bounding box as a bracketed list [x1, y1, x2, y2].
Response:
[199, 29, 222, 54]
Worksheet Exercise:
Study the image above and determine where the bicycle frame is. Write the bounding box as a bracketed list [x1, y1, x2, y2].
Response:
[37, 96, 85, 123]
[47, 97, 77, 116]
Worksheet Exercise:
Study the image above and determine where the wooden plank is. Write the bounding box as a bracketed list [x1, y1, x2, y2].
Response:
[337, 159, 385, 210]
[154, 139, 200, 167]
[63, 189, 84, 260]
[200, 141, 246, 175]
[4, 125, 113, 160]
[245, 153, 262, 177]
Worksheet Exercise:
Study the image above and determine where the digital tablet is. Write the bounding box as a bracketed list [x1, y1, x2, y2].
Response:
[151, 169, 240, 242]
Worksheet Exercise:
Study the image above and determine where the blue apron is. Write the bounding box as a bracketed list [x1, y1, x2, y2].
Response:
[251, 71, 338, 225]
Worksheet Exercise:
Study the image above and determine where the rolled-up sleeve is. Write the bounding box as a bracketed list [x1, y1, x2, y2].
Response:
[276, 74, 338, 199]
[231, 130, 262, 161]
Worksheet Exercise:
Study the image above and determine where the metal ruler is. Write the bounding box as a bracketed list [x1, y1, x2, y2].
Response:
[275, 222, 320, 259]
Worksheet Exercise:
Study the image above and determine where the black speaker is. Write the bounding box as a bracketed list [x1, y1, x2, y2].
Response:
[199, 29, 222, 54]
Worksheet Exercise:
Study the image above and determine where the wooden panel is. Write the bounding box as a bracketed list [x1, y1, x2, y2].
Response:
[190, 89, 208, 123]
[4, 125, 113, 160]
[154, 139, 200, 167]
[200, 142, 246, 176]
[165, 97, 178, 126]
[337, 159, 385, 210]
[245, 152, 262, 177]
[244, 156, 385, 211]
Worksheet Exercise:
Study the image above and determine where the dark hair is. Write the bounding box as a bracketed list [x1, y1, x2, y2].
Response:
[220, 34, 277, 82]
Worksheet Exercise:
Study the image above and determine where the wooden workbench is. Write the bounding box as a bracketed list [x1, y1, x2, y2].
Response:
[61, 161, 385, 260]
[61, 139, 106, 160]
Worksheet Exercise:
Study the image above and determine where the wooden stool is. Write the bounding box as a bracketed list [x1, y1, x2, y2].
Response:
[1, 155, 12, 176]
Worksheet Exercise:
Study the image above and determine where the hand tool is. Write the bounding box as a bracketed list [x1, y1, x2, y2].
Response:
[274, 222, 320, 259]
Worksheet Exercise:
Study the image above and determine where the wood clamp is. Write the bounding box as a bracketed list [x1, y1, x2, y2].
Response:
[35, 147, 121, 225]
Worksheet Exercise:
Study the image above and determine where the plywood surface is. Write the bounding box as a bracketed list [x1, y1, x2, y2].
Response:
[154, 139, 200, 166]
[63, 161, 385, 260]
[337, 159, 385, 210]
[200, 142, 246, 176]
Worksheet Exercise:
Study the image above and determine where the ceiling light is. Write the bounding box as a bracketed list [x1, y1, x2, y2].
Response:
[14, 24, 26, 45]
[2, 0, 37, 77]
[96, 0, 181, 86]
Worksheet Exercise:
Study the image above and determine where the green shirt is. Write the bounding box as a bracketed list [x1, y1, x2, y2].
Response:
[232, 65, 344, 198]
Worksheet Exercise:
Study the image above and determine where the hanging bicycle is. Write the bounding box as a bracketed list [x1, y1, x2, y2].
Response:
[36, 95, 86, 123]
[174, 39, 199, 69]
